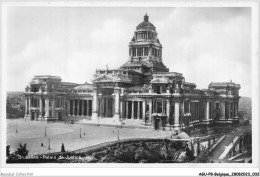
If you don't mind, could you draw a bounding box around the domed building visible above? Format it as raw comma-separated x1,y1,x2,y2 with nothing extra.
24,14,240,133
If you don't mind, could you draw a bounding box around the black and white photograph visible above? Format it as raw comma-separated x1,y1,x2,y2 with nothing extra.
0,1,259,177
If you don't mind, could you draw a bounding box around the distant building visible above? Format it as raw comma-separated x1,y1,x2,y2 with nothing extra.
23,14,240,132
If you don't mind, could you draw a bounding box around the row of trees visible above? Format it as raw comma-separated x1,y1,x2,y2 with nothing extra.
6,96,25,118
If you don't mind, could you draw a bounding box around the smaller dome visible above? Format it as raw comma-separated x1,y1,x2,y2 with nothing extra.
136,13,156,30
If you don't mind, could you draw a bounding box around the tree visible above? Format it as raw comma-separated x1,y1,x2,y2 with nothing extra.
191,147,211,163
61,143,65,152
14,143,29,158
6,145,10,158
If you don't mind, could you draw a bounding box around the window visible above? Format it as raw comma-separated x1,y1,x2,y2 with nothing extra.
133,48,136,56
216,102,220,109
144,47,148,56
184,100,189,114
156,85,161,94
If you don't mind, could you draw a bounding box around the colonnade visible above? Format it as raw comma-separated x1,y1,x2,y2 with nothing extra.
122,99,179,128
24,96,65,119
219,101,239,120
67,99,92,117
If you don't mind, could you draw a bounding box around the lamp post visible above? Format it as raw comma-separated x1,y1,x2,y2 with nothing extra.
80,128,81,138
45,127,46,136
48,138,50,150
117,129,120,141
120,118,123,129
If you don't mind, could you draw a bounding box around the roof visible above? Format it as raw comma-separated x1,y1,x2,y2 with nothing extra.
209,82,241,89
127,85,149,92
121,61,145,67
183,82,196,86
61,82,79,86
93,74,131,83
150,77,169,84
34,75,61,80
136,14,156,30
74,83,93,91
122,60,169,72
153,72,183,77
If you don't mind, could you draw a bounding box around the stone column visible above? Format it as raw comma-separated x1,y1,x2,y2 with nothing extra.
76,99,79,116
113,87,120,119
149,100,152,121
220,101,225,120
67,99,70,116
189,101,191,113
100,98,103,117
236,102,239,117
154,100,157,113
234,102,237,117
112,98,114,116
142,101,146,120
166,100,170,122
81,100,84,116
72,99,75,116
182,100,185,114
137,101,140,119
206,101,209,120
131,101,135,119
39,98,42,119
44,98,49,118
126,101,129,118
162,101,165,113
25,97,28,117
233,102,236,118
149,46,152,57
92,87,98,120
174,101,180,130
86,100,89,116
51,98,55,118
106,98,109,117
28,96,31,117
120,100,124,119
228,102,231,119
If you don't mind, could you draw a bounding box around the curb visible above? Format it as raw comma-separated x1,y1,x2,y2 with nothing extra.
209,134,226,153
76,122,157,130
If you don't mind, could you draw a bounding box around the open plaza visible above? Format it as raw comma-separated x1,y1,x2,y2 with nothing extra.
7,118,174,155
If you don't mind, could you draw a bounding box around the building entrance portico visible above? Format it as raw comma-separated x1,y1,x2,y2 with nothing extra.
99,96,113,118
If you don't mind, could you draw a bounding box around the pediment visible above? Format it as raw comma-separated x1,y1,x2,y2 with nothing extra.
93,75,115,83
150,78,168,83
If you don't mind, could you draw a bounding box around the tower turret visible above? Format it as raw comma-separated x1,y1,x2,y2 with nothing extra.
121,14,169,83
128,14,163,64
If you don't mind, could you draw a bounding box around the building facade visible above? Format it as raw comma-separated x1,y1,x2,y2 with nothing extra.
24,14,240,132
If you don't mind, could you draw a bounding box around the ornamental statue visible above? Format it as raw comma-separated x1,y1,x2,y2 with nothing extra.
25,85,30,92
174,83,180,93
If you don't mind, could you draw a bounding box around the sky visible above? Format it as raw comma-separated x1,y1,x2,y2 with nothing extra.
5,7,252,97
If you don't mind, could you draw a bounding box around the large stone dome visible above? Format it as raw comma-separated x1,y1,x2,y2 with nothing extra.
136,14,156,30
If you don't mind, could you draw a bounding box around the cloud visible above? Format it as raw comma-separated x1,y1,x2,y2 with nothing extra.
7,36,67,89
156,8,251,96
6,7,252,97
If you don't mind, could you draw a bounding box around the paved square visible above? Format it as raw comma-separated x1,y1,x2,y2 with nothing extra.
7,119,173,155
